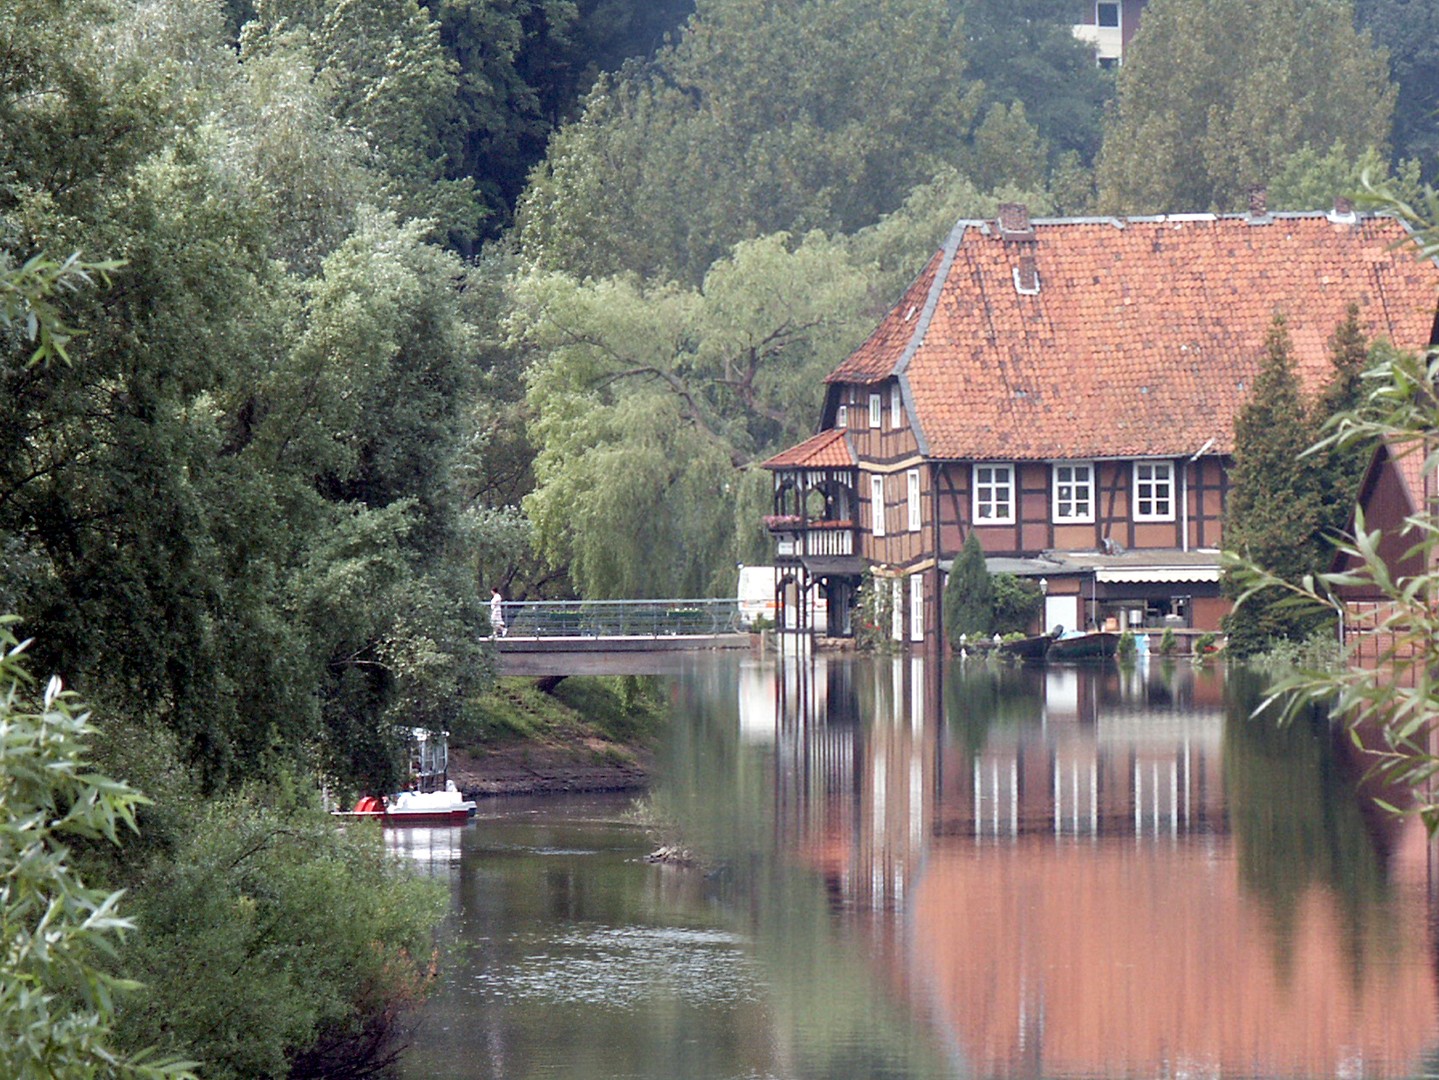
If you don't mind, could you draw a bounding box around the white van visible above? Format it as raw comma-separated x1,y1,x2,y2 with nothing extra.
737,566,827,630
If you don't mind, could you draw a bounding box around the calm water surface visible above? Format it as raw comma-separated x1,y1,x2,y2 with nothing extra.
399,655,1439,1079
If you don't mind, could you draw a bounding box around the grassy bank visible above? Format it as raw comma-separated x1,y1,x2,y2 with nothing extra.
449,675,668,795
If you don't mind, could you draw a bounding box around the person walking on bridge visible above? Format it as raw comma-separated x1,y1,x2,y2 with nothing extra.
490,586,507,637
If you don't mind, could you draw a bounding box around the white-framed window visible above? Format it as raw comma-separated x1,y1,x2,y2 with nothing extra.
1096,1,1119,27
1052,461,1094,523
910,573,924,642
869,392,882,429
890,383,902,429
836,404,848,428
907,469,922,532
892,578,904,642
1133,460,1175,521
871,474,886,537
973,463,1014,524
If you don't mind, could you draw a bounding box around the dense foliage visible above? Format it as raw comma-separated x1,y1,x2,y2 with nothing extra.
8,0,1439,1066
1221,319,1327,654
1222,311,1380,655
1097,0,1394,213
943,532,995,642
0,621,194,1080
1226,179,1439,830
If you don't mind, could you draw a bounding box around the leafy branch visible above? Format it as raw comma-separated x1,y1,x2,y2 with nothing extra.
1,252,122,367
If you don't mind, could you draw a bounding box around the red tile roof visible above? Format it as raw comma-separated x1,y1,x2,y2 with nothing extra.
828,213,1439,460
761,427,856,470
1389,437,1433,519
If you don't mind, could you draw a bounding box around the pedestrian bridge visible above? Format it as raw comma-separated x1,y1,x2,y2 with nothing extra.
493,599,752,675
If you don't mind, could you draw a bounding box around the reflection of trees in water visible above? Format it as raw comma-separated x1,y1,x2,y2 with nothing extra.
942,659,1044,761
650,659,953,1079
1223,668,1399,989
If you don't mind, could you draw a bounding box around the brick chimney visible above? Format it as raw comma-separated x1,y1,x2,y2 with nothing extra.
997,202,1036,241
1246,185,1268,218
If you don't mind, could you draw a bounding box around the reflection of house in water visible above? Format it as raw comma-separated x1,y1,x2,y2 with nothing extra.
756,656,1439,1078
946,663,1228,840
947,669,1439,1079
765,655,938,913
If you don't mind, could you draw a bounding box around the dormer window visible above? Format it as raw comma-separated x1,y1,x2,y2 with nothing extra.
836,404,848,428
890,383,902,428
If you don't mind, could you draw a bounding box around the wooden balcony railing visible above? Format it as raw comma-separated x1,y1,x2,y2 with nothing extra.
767,518,855,558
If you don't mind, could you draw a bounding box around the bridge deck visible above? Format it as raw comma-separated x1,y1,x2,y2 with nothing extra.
495,633,752,675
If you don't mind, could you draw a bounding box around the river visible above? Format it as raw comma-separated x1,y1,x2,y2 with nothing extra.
398,653,1439,1079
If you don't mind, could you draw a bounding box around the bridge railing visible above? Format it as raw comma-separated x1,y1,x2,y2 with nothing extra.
498,598,743,638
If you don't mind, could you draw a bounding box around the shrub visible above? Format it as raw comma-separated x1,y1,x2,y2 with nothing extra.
992,573,1043,635
1117,630,1137,660
0,617,195,1080
943,532,993,643
855,570,896,652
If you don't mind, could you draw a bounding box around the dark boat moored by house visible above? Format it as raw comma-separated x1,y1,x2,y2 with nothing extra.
998,632,1057,660
1046,631,1120,660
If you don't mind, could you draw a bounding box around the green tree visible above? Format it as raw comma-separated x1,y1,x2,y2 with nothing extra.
991,572,1043,635
1222,317,1326,654
1355,0,1439,176
964,101,1049,194
517,0,979,284
1313,303,1379,544
1097,0,1395,213
0,620,195,1080
1225,178,1439,825
956,0,1114,169
515,231,873,597
1,0,489,791
1268,143,1420,213
244,0,480,242
944,531,994,642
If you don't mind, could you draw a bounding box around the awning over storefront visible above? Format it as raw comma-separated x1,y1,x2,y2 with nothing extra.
1095,566,1220,584
939,550,1223,587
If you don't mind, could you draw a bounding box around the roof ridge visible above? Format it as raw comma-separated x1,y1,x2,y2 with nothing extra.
892,220,968,457
937,209,1398,230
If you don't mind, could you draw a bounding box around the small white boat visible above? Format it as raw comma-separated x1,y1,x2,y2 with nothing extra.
332,729,475,825
334,781,477,826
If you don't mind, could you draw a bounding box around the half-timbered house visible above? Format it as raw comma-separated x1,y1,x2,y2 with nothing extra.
762,201,1439,646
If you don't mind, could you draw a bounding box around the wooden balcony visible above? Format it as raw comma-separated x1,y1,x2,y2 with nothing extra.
765,517,855,559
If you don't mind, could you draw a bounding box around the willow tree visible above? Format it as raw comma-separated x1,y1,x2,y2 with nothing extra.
515,231,873,598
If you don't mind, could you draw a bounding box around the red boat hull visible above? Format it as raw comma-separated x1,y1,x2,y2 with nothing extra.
334,808,473,826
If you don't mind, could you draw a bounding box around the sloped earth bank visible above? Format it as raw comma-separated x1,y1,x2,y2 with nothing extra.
449,742,650,797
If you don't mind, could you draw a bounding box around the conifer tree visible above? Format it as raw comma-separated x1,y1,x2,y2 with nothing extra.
944,530,994,644
1222,316,1326,654
1314,303,1376,543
